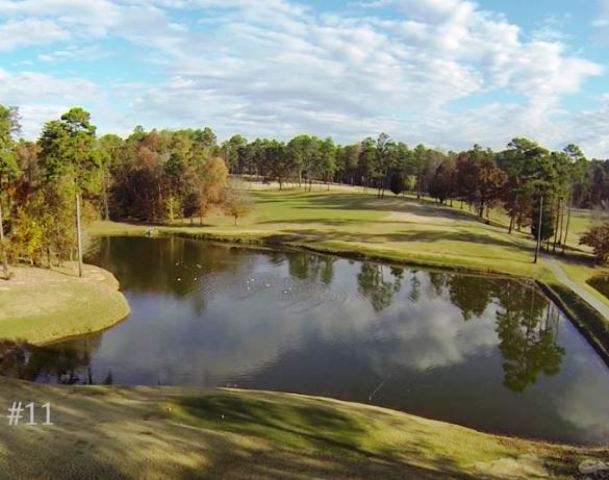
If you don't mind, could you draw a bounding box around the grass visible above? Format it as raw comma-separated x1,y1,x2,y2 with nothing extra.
0,264,129,345
93,189,551,278
91,186,609,296
541,281,609,358
1,186,608,478
90,185,609,362
0,377,603,479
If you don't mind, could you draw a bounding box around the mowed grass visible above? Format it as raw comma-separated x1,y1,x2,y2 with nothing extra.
0,377,601,479
92,184,609,315
0,264,129,345
94,187,555,279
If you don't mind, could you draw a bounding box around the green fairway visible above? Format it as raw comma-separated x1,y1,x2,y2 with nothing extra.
94,188,551,278
92,186,609,287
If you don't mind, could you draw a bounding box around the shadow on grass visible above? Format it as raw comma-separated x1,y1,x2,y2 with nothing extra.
271,227,527,252
270,191,481,220
0,380,585,479
174,394,370,456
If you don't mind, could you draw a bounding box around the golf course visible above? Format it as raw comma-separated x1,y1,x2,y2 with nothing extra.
5,0,609,476
92,185,609,357
1,185,609,479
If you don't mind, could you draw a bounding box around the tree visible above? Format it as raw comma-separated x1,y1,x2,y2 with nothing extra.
223,180,254,225
0,105,21,279
387,142,412,196
198,157,228,224
317,137,336,189
499,138,548,233
222,134,248,174
38,108,100,277
287,135,319,190
98,134,123,220
374,132,392,198
580,222,609,264
336,144,359,185
531,189,555,249
263,140,292,190
412,144,429,198
561,144,587,255
456,146,506,218
357,137,376,190
429,156,456,204
389,171,405,195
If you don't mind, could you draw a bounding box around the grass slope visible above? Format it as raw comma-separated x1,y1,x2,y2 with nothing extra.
0,377,602,479
91,186,609,308
0,264,129,345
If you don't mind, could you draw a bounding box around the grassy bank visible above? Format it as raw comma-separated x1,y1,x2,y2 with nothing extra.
92,189,550,278
0,377,603,479
89,187,609,368
0,264,129,345
90,187,609,310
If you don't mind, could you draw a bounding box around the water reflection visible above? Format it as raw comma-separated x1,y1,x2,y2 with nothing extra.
0,339,98,384
2,236,608,444
357,263,402,312
495,284,564,392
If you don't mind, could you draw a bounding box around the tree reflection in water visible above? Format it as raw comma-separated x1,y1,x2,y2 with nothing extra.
288,252,336,285
358,265,565,393
495,284,564,392
0,336,103,385
357,263,402,312
0,257,565,395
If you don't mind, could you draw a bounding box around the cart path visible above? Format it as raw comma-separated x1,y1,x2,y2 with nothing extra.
545,257,609,320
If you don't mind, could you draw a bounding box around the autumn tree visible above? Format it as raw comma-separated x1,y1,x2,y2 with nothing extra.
198,157,228,224
580,222,609,264
223,180,254,225
0,105,21,278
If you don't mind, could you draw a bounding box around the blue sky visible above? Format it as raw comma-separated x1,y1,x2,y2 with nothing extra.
1,0,609,157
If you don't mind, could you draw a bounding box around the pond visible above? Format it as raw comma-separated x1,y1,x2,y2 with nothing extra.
5,236,609,444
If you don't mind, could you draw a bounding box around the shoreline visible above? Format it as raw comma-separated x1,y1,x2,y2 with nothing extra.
0,263,130,346
0,225,607,476
91,220,609,366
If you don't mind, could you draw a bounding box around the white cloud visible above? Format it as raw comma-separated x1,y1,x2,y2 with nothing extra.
0,18,69,50
0,68,97,103
594,0,609,28
37,45,110,62
0,0,606,156
0,68,101,137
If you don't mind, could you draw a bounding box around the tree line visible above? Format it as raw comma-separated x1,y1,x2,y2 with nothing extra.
2,104,609,279
0,106,252,279
223,132,609,261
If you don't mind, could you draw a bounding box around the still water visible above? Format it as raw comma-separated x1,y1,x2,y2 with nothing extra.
6,236,609,444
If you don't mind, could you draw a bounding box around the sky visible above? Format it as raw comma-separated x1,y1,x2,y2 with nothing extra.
1,0,609,157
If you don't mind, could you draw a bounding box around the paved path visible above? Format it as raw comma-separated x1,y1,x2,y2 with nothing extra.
545,257,609,320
